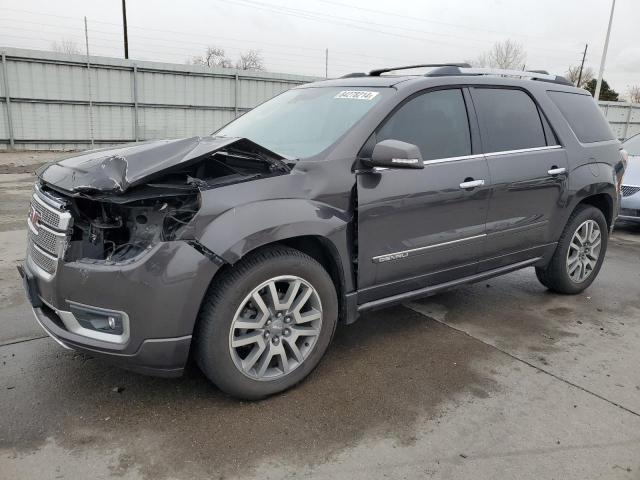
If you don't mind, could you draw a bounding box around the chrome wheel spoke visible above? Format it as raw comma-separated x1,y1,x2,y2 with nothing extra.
279,279,302,311
291,286,313,314
256,343,274,378
284,337,305,363
231,331,263,348
568,259,581,274
290,325,320,339
294,307,321,325
242,341,266,371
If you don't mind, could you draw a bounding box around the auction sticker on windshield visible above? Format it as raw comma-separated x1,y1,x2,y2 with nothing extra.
334,90,380,100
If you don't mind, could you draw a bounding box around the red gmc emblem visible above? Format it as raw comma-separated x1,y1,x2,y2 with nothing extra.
29,206,40,227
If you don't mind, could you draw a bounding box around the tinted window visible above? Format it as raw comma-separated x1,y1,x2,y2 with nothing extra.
548,91,615,143
473,88,546,152
217,87,388,158
377,89,471,160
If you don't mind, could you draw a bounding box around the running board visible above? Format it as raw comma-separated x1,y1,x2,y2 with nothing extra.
357,258,541,312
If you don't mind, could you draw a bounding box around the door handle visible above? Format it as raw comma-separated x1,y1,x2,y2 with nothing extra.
459,179,485,189
547,167,566,176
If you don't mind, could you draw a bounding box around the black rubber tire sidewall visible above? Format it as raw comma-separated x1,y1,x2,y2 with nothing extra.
195,247,338,400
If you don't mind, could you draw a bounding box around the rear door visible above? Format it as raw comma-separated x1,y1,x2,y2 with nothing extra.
470,87,569,270
356,88,490,302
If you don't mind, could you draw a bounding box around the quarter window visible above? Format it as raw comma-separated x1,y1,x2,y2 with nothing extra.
376,89,472,160
472,88,547,152
548,90,615,143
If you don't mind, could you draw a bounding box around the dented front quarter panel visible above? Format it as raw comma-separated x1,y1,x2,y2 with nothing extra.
192,158,357,292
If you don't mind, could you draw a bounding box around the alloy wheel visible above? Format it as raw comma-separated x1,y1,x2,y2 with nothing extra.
228,275,323,381
566,219,602,283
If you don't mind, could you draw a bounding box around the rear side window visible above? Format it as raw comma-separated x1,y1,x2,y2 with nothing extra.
548,91,615,143
376,89,471,160
472,88,547,152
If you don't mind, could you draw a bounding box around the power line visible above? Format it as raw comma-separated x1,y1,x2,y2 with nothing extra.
213,0,580,57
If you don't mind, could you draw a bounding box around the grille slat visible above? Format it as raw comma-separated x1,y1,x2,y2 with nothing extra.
621,185,640,198
28,225,66,256
28,241,58,274
27,189,71,275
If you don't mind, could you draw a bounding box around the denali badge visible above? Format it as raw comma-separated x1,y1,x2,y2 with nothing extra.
373,251,409,263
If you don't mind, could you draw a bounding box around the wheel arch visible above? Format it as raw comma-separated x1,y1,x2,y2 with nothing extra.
578,193,614,229
194,199,356,323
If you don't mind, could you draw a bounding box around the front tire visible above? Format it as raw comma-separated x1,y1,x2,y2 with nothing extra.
536,205,608,294
195,245,338,400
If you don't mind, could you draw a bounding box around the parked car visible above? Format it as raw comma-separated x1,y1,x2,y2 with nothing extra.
20,64,626,399
619,133,640,222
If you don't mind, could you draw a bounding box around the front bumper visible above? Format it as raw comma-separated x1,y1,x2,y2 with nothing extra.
20,241,219,377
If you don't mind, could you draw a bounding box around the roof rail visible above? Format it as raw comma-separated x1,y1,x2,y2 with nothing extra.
369,63,470,77
340,72,368,78
431,67,572,86
341,64,572,86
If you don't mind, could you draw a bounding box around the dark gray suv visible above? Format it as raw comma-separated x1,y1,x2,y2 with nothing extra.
20,64,627,399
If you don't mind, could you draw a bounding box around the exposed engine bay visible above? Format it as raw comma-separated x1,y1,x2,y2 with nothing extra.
37,138,291,263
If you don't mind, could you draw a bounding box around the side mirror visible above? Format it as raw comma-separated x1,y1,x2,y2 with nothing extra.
365,139,424,169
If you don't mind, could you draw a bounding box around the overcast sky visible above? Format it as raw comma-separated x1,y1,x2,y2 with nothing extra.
1,0,639,96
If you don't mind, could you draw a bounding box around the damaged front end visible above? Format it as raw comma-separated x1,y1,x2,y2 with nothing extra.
33,136,291,265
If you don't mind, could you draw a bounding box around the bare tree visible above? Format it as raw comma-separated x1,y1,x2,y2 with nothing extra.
566,65,595,88
470,39,527,70
190,46,233,68
51,38,81,55
237,50,264,71
628,85,640,104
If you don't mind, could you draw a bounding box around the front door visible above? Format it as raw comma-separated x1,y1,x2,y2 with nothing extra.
356,88,490,303
469,87,569,270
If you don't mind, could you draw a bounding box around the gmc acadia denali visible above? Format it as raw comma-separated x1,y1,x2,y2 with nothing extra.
20,64,627,399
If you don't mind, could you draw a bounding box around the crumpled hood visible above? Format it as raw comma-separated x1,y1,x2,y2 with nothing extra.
37,136,284,194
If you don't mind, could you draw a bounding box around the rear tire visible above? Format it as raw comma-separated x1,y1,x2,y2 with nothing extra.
535,205,608,294
195,245,338,400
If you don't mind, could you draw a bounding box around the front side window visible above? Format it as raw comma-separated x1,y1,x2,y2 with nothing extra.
216,87,388,159
376,89,472,161
472,88,547,152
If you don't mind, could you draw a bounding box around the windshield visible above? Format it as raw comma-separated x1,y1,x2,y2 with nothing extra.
623,134,640,155
216,87,388,158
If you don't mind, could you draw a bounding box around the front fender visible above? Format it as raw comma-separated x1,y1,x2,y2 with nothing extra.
196,198,351,266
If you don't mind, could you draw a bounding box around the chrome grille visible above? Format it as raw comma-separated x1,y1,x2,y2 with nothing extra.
27,186,72,275
621,185,640,198
30,189,72,231
28,223,67,256
28,241,57,274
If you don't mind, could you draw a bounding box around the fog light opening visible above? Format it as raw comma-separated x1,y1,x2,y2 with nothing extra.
69,304,125,336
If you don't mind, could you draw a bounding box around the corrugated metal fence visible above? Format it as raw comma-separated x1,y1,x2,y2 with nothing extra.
0,47,318,150
1,47,639,151
598,101,640,140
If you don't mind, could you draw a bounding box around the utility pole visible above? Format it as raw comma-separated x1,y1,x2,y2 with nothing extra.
577,44,588,87
594,0,616,101
84,16,95,148
122,0,129,59
325,48,328,78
